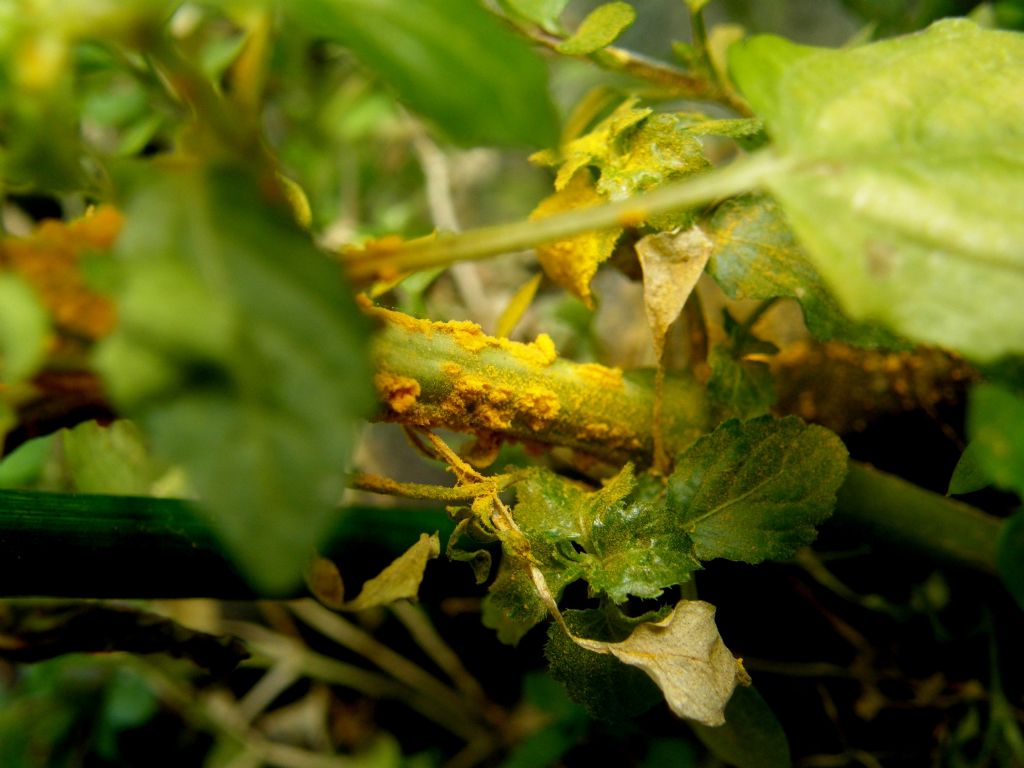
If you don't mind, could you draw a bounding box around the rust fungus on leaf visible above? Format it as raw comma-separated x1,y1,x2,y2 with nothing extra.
0,206,122,341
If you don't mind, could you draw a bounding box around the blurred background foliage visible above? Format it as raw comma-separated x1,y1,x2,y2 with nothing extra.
2,0,1024,766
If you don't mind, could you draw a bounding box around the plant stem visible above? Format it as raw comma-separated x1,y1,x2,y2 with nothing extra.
342,152,788,282
0,314,1005,594
833,462,1001,574
0,490,451,598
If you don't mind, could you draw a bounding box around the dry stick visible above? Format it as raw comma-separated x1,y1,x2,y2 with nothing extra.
289,601,490,743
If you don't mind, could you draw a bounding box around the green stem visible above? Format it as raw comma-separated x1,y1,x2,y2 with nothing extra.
343,152,788,281
0,490,451,598
833,462,1001,574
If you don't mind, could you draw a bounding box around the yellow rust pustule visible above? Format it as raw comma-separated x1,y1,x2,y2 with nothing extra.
374,372,421,414
367,302,709,465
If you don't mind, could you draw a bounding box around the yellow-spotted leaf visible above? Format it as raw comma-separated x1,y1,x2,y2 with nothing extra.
530,170,622,306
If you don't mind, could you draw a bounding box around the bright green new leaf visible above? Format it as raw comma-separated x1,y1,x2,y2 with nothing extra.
95,162,374,594
288,0,558,148
668,416,848,563
557,2,636,56
730,20,1024,361
705,194,904,348
967,383,1024,499
0,273,50,384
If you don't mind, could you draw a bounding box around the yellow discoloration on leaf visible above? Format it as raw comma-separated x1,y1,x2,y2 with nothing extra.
533,97,651,191
0,206,122,341
530,170,622,306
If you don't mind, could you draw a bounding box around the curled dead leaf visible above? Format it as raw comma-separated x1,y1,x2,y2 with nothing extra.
573,599,748,726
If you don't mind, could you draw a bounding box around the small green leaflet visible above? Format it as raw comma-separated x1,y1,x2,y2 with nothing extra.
667,416,848,563
95,162,374,594
556,2,636,56
729,20,1024,361
288,0,559,148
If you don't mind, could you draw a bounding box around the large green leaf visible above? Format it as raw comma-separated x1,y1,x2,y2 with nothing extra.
667,416,847,563
287,0,558,148
730,20,1024,361
94,162,373,593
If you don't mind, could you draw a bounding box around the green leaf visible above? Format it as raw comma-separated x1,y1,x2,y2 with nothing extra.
484,465,701,642
0,435,54,489
689,686,791,768
0,273,50,384
667,416,848,564
528,466,700,603
544,607,664,721
967,383,1024,498
557,2,636,56
730,20,1024,361
706,344,775,421
997,510,1024,612
705,194,904,347
288,0,558,148
500,0,570,31
341,532,440,611
947,442,991,496
94,162,374,594
61,420,164,496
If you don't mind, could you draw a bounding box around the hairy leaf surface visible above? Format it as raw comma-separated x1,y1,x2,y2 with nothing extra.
730,20,1024,360
668,416,847,563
